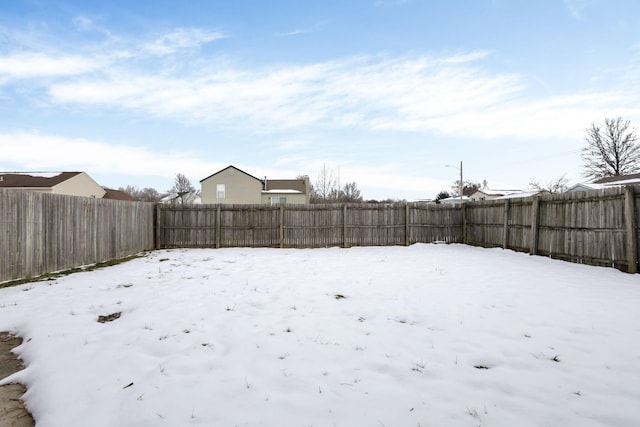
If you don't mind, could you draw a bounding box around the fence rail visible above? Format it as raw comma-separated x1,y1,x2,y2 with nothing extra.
156,203,462,249
463,186,638,272
0,189,155,283
156,186,640,273
2,185,639,284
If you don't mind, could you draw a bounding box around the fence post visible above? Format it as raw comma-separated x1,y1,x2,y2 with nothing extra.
343,205,348,248
624,186,637,273
530,197,540,255
280,205,284,248
215,205,221,249
502,199,510,249
461,203,467,244
405,203,410,246
155,204,161,250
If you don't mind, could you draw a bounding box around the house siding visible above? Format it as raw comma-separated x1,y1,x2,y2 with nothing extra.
53,172,106,198
201,167,263,204
261,192,307,205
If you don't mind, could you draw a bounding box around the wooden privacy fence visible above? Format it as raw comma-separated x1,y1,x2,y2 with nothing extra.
157,186,640,273
463,185,639,273
156,203,462,249
0,189,155,283
3,185,639,284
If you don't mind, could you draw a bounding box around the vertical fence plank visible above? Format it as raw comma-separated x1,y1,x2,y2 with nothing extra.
0,189,155,283
280,205,284,248
342,205,348,248
216,205,221,249
624,186,638,273
461,203,467,244
405,203,410,246
530,197,540,255
502,199,510,249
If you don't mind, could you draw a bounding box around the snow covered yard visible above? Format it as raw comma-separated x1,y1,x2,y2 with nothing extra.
1,244,640,427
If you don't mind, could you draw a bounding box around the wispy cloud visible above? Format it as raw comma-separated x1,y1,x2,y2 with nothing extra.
143,28,225,56
276,21,326,37
563,0,594,20
0,52,106,79
46,48,640,140
72,16,94,32
4,26,640,143
0,131,218,181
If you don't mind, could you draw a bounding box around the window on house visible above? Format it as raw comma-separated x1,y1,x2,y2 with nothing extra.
217,184,225,199
271,196,287,205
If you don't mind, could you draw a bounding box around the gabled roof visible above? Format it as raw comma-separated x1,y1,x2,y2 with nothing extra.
495,190,545,199
565,183,605,193
593,173,640,184
0,172,82,188
200,165,263,183
469,188,523,197
566,173,640,193
103,188,137,201
264,179,307,193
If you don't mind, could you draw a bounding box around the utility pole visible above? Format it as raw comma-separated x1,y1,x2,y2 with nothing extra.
446,161,464,201
459,161,463,202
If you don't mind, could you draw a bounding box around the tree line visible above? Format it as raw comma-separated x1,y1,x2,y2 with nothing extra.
119,169,367,204
120,117,639,204
435,116,639,201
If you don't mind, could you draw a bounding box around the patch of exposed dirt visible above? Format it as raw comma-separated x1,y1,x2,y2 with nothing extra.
97,312,121,323
0,332,35,427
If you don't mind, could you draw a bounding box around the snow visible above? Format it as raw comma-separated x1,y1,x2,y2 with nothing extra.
1,244,640,427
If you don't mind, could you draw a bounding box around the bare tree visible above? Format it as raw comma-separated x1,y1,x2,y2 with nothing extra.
450,180,482,197
338,181,363,202
119,185,162,202
169,173,200,204
310,166,363,203
581,117,640,179
138,187,162,202
311,164,338,203
529,174,569,194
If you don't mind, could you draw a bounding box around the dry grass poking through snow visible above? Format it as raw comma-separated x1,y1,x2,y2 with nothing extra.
1,244,640,427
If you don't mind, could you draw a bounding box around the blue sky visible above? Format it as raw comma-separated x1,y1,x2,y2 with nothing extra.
1,0,640,200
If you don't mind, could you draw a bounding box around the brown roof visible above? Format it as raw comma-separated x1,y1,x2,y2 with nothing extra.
199,165,263,183
265,179,307,193
103,188,137,201
0,172,82,188
593,173,640,184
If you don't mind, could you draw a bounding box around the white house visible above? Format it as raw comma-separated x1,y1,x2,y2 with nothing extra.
565,173,640,193
468,188,523,201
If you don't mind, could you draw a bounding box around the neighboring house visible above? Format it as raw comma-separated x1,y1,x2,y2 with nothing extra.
564,183,604,193
200,165,310,205
495,190,546,200
439,195,470,204
565,173,640,194
468,188,523,201
0,172,106,198
103,188,137,201
159,192,201,205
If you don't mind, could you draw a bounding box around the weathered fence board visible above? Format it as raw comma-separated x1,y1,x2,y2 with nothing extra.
1,189,155,283
155,188,640,272
4,185,640,283
157,203,462,249
463,186,639,272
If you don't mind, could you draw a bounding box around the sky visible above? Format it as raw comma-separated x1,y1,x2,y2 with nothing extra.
1,0,640,200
